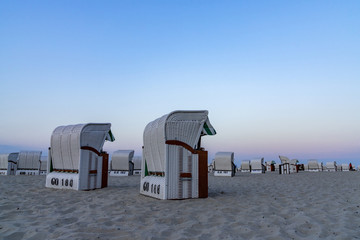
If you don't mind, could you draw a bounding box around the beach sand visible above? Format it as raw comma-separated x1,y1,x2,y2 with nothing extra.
1,172,360,240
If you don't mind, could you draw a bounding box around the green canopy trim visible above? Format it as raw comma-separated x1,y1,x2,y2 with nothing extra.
105,130,115,142
202,118,216,135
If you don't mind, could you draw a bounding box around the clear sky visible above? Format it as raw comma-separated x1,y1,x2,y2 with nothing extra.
1,0,359,167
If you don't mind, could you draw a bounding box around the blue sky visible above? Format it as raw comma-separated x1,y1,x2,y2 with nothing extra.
1,0,359,167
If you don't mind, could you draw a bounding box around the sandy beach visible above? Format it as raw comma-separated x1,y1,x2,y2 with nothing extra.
1,172,360,240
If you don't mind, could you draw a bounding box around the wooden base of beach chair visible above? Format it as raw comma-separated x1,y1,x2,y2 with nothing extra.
133,170,141,175
0,170,8,175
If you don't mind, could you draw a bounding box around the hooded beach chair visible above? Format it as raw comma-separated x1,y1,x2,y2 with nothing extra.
325,161,335,171
0,153,19,175
109,150,135,176
16,151,42,175
250,158,265,174
325,161,337,171
140,110,216,200
213,152,236,177
0,154,10,175
240,160,251,172
341,163,349,171
45,123,114,190
308,159,320,172
265,160,276,172
279,155,298,174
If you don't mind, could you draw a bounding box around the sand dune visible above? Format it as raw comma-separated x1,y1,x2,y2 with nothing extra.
1,172,359,240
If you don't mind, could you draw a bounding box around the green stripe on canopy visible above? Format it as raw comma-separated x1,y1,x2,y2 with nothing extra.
202,118,216,135
105,130,115,142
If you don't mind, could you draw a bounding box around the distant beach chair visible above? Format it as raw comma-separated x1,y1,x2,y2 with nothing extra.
279,155,298,173
16,151,42,175
240,160,251,172
290,159,299,173
132,156,142,175
109,150,135,176
341,163,349,171
265,160,275,172
140,110,216,200
39,156,48,175
308,159,320,172
0,153,19,175
303,163,309,171
45,123,114,190
250,158,265,174
213,152,236,177
325,161,337,172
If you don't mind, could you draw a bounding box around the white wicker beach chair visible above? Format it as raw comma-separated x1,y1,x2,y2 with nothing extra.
213,152,236,177
45,123,114,190
140,110,216,200
341,163,349,171
250,158,265,174
308,159,320,172
278,156,298,174
265,161,276,172
240,160,251,172
16,151,42,175
109,150,135,176
325,161,337,172
0,154,10,175
0,154,17,175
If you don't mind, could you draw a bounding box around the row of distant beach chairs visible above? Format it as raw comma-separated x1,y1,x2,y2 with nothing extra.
0,110,358,200
0,150,143,176
3,151,355,178
0,152,47,176
208,154,358,176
